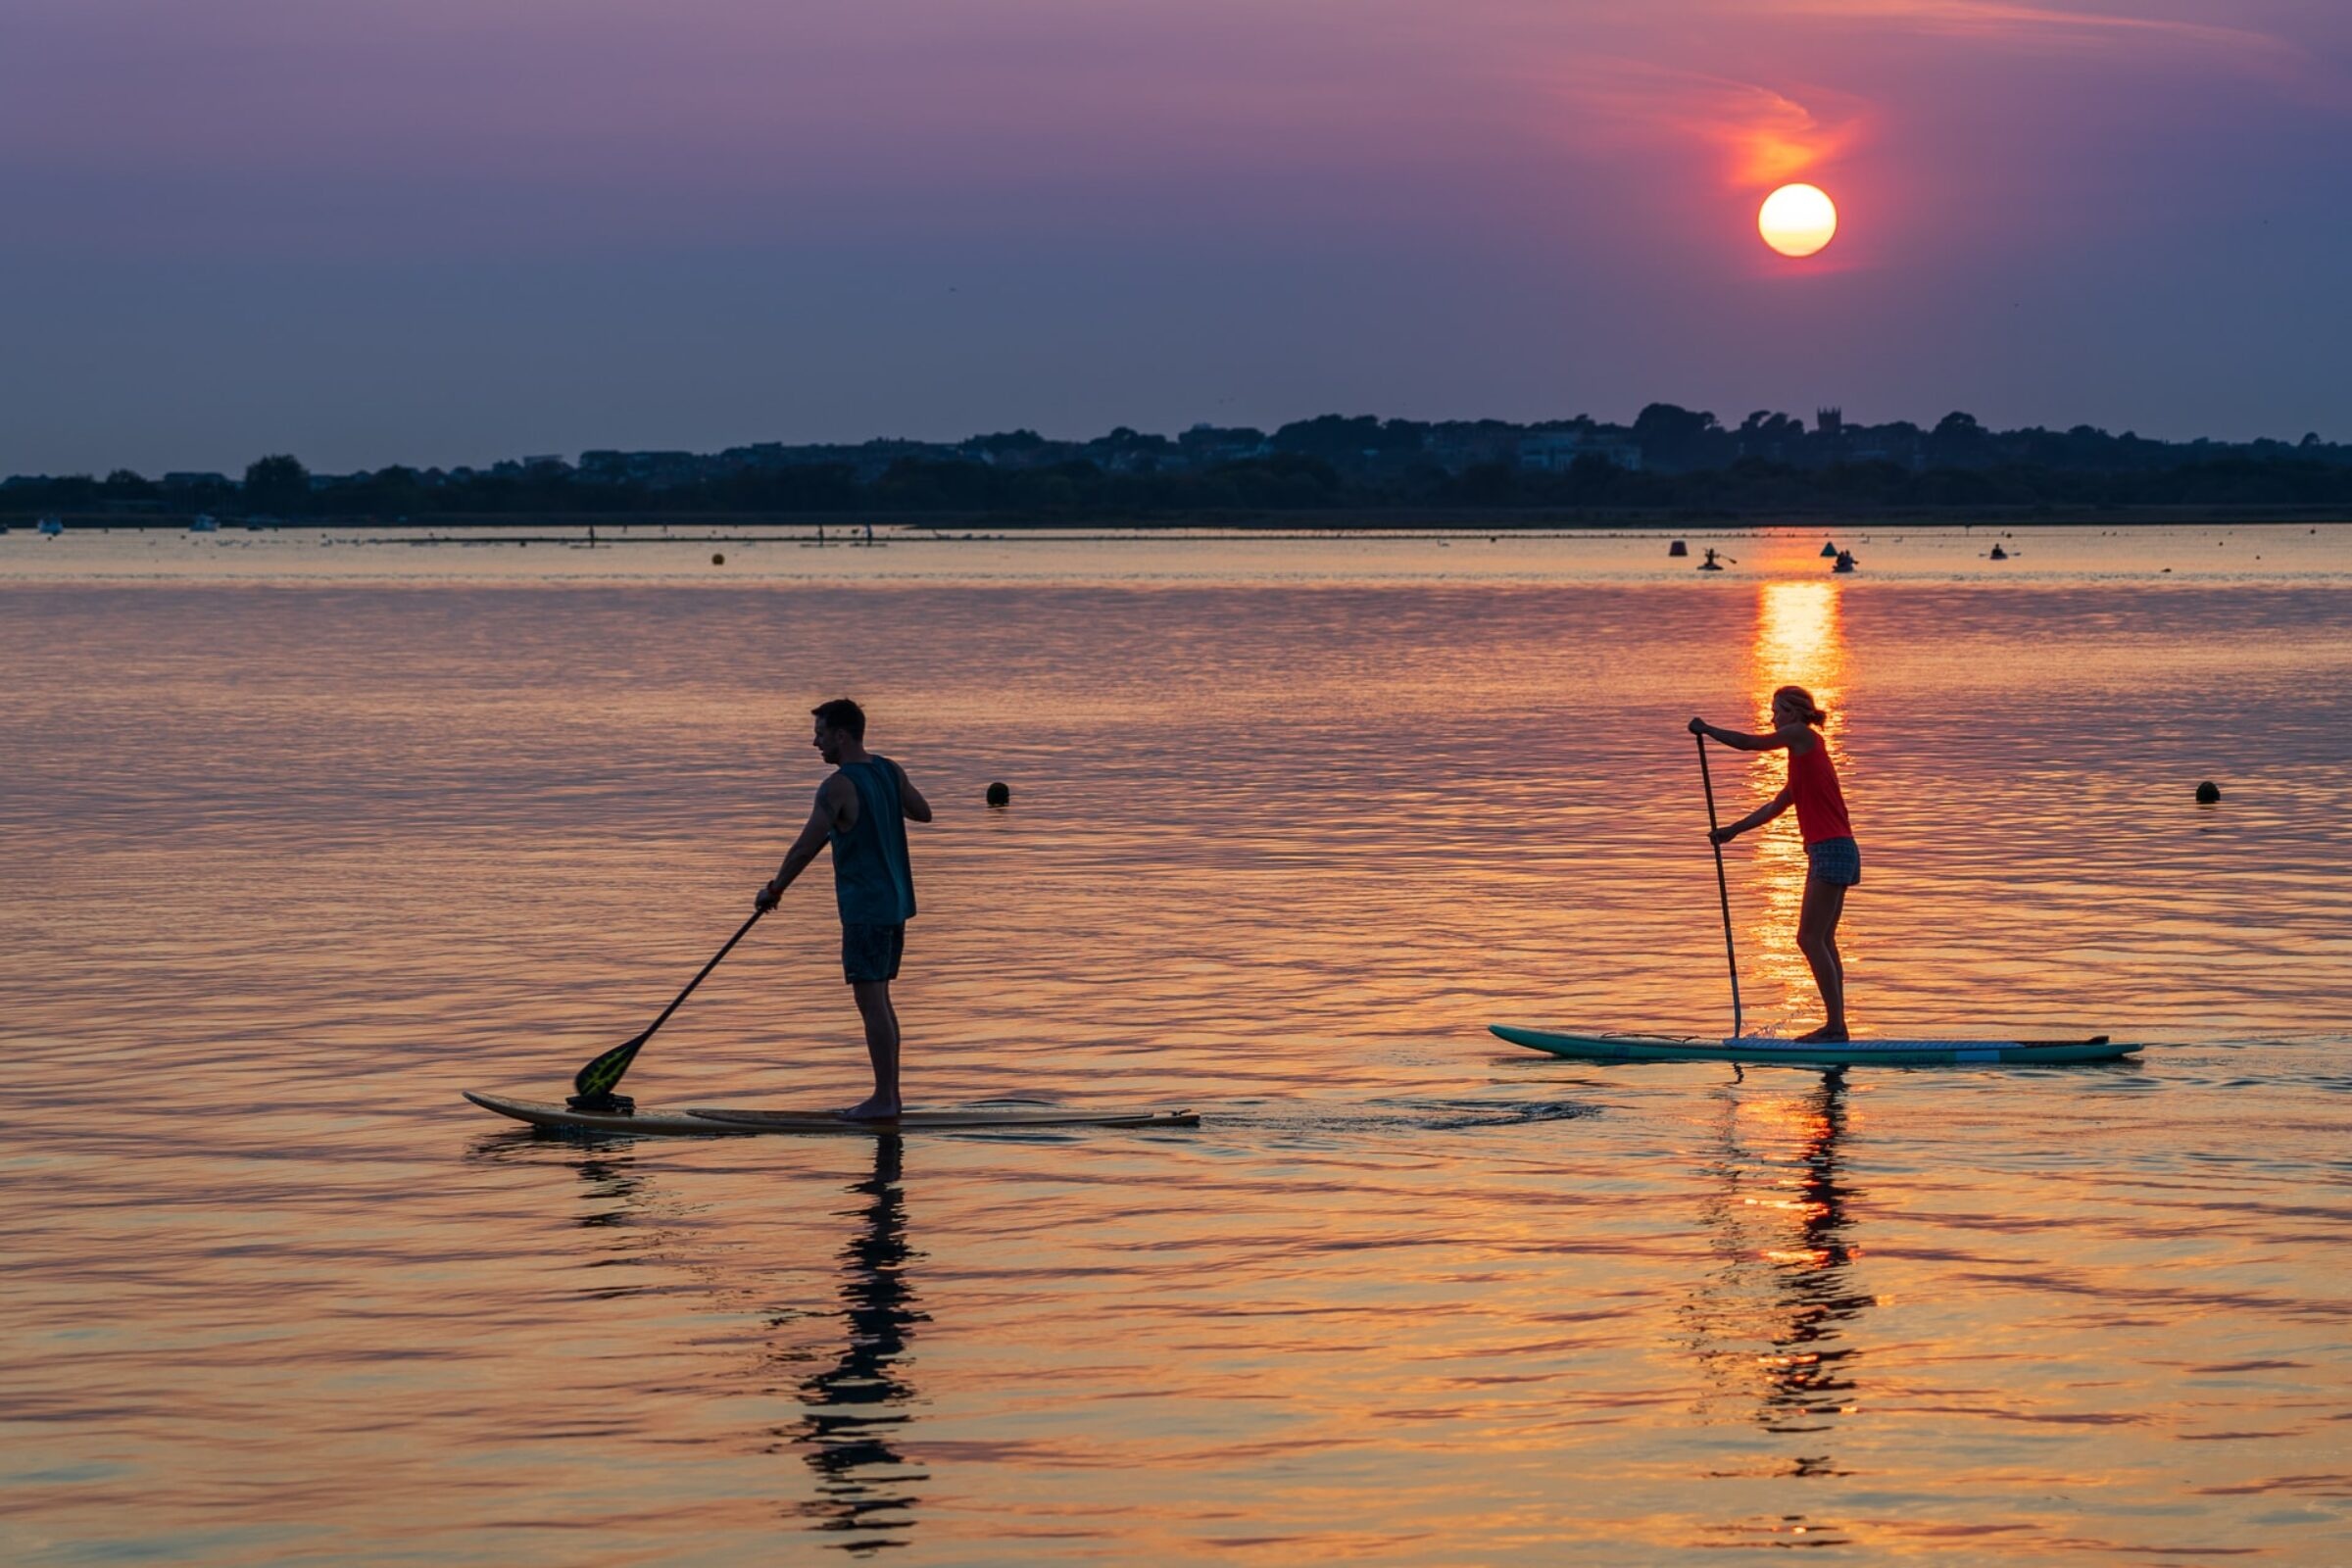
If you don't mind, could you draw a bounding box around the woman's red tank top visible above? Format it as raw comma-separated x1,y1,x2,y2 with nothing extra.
1788,734,1852,844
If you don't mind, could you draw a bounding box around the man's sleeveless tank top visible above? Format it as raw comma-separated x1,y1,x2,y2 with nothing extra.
829,758,916,924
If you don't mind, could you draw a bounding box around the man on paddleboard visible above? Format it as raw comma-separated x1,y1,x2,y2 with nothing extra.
1690,686,1858,1043
756,699,932,1118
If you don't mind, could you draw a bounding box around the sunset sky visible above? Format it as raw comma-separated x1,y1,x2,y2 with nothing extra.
3,0,2347,472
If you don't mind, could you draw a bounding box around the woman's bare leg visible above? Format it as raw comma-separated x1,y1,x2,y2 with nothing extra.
1795,876,1848,1041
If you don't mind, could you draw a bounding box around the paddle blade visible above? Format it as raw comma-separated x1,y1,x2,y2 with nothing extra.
572,1032,649,1101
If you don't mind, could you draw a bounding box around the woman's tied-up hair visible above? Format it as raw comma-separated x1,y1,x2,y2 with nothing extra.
1774,685,1828,727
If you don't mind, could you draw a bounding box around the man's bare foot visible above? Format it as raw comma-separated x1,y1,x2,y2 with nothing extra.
837,1094,904,1121
1794,1024,1849,1044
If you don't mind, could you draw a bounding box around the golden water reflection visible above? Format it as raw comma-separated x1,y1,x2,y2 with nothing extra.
13,559,2352,1562
1686,1070,1870,1500
557,1137,927,1556
775,1137,927,1555
1743,581,1848,1031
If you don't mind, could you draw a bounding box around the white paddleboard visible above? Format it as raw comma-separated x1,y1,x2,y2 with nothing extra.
466,1090,1199,1136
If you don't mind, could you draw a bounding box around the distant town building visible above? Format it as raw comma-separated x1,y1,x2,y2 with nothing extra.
579,450,704,487
1426,424,1521,470
1518,431,1642,472
1176,424,1273,467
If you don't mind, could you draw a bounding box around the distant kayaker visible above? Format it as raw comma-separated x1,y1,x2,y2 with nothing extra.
756,699,932,1117
1689,687,1857,1043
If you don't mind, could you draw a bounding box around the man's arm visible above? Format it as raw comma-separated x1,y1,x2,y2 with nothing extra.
1712,785,1794,843
891,760,933,823
757,776,852,909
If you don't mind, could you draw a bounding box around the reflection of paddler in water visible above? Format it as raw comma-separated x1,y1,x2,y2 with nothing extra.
1688,1069,1871,1466
546,1135,928,1554
756,699,934,1119
1689,685,1859,1042
781,1135,927,1554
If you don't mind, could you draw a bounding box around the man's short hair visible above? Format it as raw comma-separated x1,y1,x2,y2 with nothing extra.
811,698,866,740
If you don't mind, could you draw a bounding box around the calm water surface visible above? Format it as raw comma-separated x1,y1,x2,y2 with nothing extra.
5,526,2350,1564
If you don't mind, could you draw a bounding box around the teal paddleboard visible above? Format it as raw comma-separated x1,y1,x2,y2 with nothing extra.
1489,1025,2139,1067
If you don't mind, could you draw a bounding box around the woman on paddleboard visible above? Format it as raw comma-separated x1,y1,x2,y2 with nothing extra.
1690,686,1857,1043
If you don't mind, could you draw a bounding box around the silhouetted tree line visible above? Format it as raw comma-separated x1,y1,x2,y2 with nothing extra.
8,405,2350,520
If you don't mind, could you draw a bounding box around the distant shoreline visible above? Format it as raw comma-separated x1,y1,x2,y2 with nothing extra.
16,504,2352,533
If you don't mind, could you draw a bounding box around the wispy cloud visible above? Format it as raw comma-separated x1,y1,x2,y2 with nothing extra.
1763,0,2303,62
1538,56,1871,188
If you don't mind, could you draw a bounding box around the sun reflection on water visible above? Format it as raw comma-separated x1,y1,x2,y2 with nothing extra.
1742,581,1849,1031
1687,1070,1870,1497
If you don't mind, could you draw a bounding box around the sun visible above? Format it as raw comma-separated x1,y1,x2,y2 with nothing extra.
1759,183,1838,258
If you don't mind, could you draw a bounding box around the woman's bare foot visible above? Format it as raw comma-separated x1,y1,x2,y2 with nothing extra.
1793,1024,1849,1044
838,1094,904,1121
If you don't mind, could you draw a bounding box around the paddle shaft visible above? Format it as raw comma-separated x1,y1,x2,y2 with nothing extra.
572,906,765,1101
1694,733,1743,1038
647,906,765,1037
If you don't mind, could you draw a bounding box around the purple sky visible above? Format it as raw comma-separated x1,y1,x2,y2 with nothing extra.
4,0,2347,472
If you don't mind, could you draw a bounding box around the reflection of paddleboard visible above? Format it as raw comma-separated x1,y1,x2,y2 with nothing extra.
1489,1025,2137,1067
465,1090,1199,1136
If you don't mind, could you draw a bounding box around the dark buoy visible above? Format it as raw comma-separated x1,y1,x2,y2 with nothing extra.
1669,539,1689,558
1820,540,1838,558
2195,780,2221,805
985,781,1010,808
711,552,725,565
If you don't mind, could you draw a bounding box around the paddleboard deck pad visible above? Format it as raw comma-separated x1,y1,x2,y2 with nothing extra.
1489,1025,2138,1067
465,1090,1199,1136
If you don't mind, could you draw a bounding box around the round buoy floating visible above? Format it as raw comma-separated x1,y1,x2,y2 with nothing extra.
1669,539,1689,558
712,553,725,565
985,781,1010,808
2195,780,2221,805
